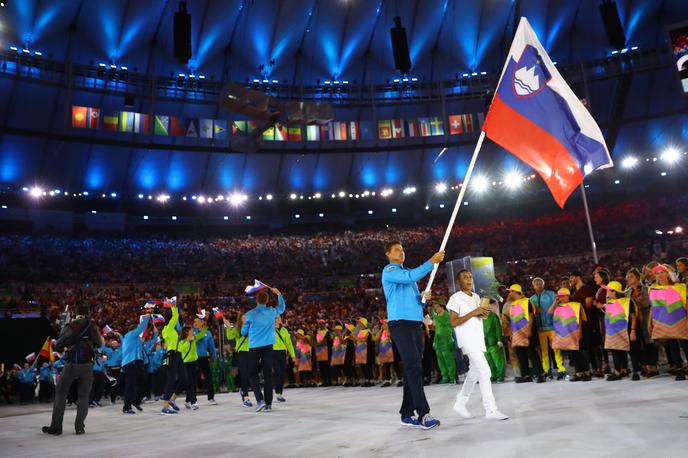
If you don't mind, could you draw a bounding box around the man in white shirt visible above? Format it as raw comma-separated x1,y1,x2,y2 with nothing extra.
446,269,508,421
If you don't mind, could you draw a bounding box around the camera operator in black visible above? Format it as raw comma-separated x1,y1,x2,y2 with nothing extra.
42,303,103,436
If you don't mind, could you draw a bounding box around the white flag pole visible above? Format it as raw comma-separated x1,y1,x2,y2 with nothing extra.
422,131,486,302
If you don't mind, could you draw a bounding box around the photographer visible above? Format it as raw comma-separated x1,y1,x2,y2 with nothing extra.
42,302,103,436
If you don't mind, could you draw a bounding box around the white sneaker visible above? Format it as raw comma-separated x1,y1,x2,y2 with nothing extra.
453,402,474,419
208,399,218,406
184,402,191,409
191,403,199,410
486,410,509,421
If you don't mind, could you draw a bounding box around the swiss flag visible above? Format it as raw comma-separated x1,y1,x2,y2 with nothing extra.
448,115,463,135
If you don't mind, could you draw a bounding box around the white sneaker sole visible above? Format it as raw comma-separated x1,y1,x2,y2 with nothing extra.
453,405,474,419
420,422,440,430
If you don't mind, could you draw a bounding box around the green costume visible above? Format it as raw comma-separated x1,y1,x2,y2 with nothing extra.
210,354,235,393
482,311,506,382
432,309,456,383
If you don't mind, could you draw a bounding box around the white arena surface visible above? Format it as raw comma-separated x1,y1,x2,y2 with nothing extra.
1,376,686,458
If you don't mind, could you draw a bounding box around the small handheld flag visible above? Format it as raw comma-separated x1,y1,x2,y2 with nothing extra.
38,337,54,363
482,17,612,208
152,314,165,325
163,296,177,308
25,352,36,362
102,324,113,335
212,307,224,319
13,364,22,370
196,309,207,320
245,280,268,295
143,301,157,310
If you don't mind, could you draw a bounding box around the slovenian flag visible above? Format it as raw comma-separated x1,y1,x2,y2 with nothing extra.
482,17,612,208
25,352,36,362
163,296,177,308
245,280,268,295
102,324,113,335
152,314,165,325
212,307,224,319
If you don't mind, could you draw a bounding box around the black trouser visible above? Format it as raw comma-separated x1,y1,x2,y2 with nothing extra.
123,360,143,411
318,360,332,385
163,351,186,401
184,362,198,404
388,320,430,419
236,352,250,398
570,350,589,373
642,342,658,366
248,345,274,405
19,382,34,403
39,380,53,402
610,350,628,371
108,367,121,402
197,357,214,401
152,368,166,397
515,345,543,378
273,350,287,394
50,363,92,431
90,372,106,403
664,340,685,372
286,356,295,384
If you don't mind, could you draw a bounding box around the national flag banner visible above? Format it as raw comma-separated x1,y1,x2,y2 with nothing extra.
25,352,36,362
247,121,257,132
482,17,612,208
154,115,170,136
152,314,165,325
212,307,224,319
13,364,21,370
274,123,288,141
320,123,330,141
463,114,473,134
87,107,101,128
71,106,88,128
392,119,405,138
133,113,150,134
231,120,246,135
262,126,275,141
306,124,320,141
245,279,268,295
349,121,360,140
288,125,303,141
331,121,347,141
429,116,444,135
38,337,54,363
378,120,392,139
119,111,135,132
163,296,177,308
185,118,199,137
213,119,227,139
196,309,207,319
406,118,419,137
199,118,214,139
103,113,119,131
170,117,185,136
102,324,113,335
448,115,463,135
418,118,431,137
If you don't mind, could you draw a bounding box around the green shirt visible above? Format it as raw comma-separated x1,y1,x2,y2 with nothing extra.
273,326,295,358
482,312,503,347
162,307,180,351
226,326,249,352
432,310,453,338
178,327,208,363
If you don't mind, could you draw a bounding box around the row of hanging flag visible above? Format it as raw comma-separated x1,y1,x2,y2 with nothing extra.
71,106,485,141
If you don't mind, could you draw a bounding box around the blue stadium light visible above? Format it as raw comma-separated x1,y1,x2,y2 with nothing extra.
110,192,117,198
324,81,331,85
34,51,42,56
480,71,486,75
91,210,97,214
22,49,30,54
471,72,478,76
439,204,445,208
334,80,340,85
49,191,55,196
82,191,89,196
425,205,430,210
621,48,628,54
393,79,400,83
172,216,177,220
631,46,638,51
368,210,373,215
610,50,619,55
179,73,186,77
262,79,269,83
9,46,18,51
137,193,144,199
252,79,260,83
110,64,116,69
189,74,196,78
295,214,300,219
101,193,106,198
1,205,7,209
552,61,558,66
462,73,469,78
621,156,638,169
199,75,205,79
99,63,106,67
266,194,273,200
191,195,197,200
464,202,469,206
392,208,397,213
402,78,409,82
272,79,278,84
343,80,349,84
143,215,148,220
224,216,229,220
245,215,251,220
319,213,324,218
120,66,127,71
22,186,29,192
148,195,152,200
182,196,187,201
435,182,448,194
614,180,621,184
411,77,418,82
54,189,61,194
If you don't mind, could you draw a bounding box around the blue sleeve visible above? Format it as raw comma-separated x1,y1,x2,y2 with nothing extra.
241,312,251,336
175,320,182,333
208,334,217,358
134,316,151,336
144,334,157,353
382,261,433,285
276,295,286,315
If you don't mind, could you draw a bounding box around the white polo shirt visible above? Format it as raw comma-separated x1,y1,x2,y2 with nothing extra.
446,290,486,355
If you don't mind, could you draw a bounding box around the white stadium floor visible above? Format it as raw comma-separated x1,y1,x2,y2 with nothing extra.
0,376,686,458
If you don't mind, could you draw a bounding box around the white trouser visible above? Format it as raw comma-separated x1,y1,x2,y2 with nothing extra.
456,351,497,413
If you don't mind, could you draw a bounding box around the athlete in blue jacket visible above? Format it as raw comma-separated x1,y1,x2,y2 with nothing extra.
121,316,151,414
195,326,218,405
381,241,444,430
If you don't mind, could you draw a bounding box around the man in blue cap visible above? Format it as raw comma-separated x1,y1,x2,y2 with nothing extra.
382,241,444,430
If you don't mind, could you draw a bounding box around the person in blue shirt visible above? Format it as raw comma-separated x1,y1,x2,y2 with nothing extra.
120,315,151,414
141,330,159,402
381,241,444,430
149,344,165,401
100,338,122,404
38,362,54,402
241,286,285,412
89,354,106,407
17,361,37,404
530,277,566,379
195,320,218,405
